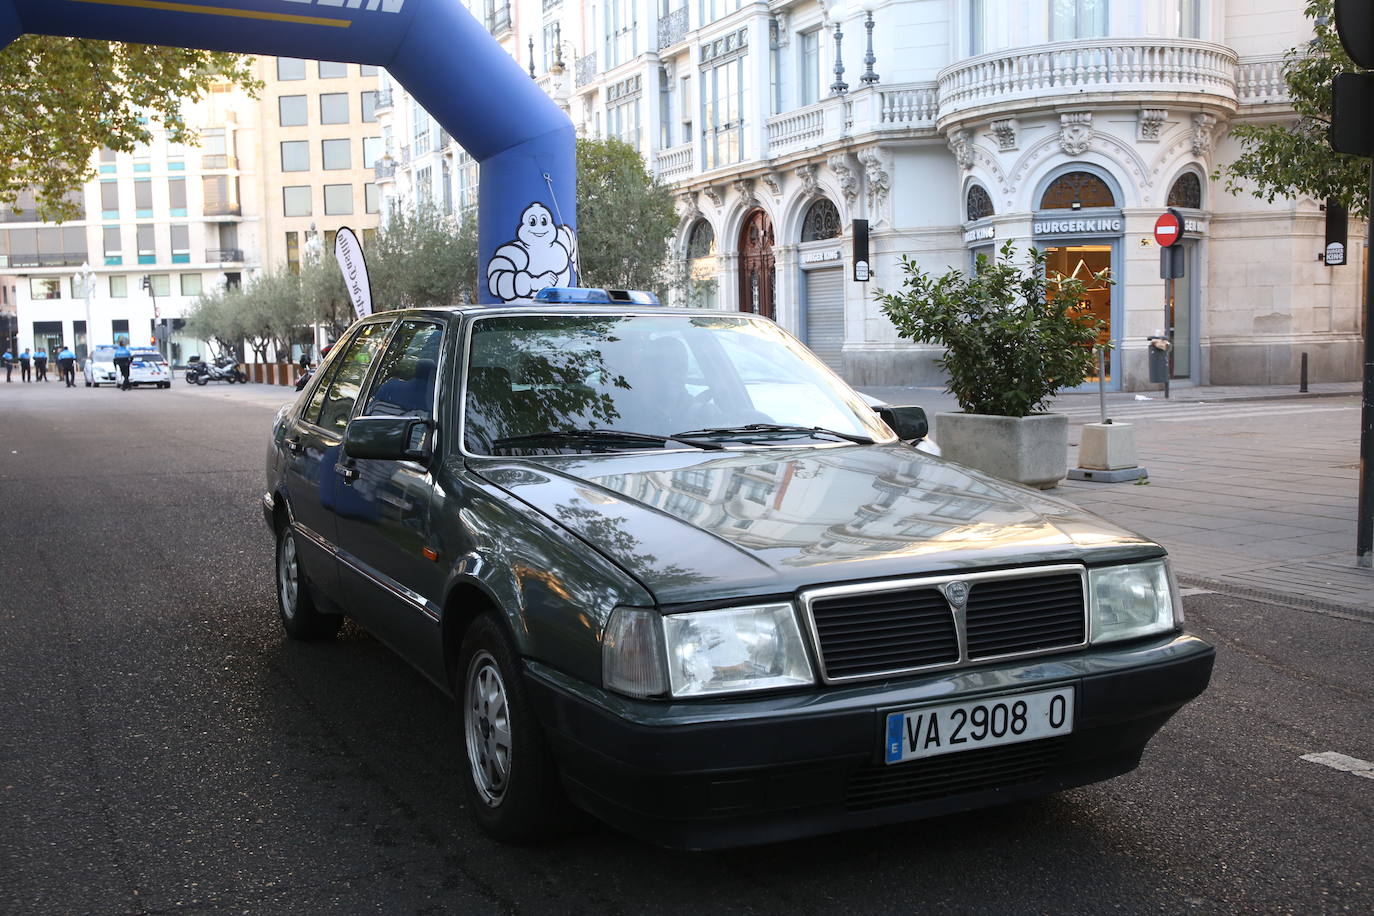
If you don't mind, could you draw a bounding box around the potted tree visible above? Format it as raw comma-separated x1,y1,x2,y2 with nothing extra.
875,241,1108,489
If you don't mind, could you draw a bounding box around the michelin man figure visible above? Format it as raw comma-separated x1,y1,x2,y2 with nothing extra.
487,202,577,301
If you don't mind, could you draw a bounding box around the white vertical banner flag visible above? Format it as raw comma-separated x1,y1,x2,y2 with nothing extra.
334,227,374,320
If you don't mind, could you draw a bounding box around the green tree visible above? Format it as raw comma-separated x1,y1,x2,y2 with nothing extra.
575,137,679,295
182,282,245,358
1215,0,1369,219
876,242,1108,418
0,37,259,222
369,204,478,308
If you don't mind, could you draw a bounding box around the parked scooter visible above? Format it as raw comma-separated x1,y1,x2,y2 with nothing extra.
193,354,248,385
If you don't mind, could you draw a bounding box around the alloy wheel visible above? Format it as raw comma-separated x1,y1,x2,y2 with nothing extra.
464,651,512,806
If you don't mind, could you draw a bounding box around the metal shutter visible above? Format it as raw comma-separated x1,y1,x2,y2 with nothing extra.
804,268,844,371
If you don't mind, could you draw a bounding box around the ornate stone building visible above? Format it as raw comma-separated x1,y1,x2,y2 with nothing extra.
375,0,1363,391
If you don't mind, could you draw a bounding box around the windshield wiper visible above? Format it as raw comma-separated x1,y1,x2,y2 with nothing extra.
491,428,723,451
671,423,874,445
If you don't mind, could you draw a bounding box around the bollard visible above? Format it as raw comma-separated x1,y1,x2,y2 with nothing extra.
1300,351,1309,393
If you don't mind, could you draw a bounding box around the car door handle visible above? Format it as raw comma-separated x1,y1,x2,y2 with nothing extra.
285,436,304,454
335,462,359,482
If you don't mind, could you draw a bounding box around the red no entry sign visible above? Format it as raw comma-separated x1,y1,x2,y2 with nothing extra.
1154,209,1184,247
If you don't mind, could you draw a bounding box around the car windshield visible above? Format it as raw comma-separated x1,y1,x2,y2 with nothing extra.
463,313,890,455
92,347,116,361
132,352,165,363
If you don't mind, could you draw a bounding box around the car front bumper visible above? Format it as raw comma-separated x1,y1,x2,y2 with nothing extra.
524,633,1214,850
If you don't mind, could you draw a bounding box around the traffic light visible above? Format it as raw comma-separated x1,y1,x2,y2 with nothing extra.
1336,0,1374,69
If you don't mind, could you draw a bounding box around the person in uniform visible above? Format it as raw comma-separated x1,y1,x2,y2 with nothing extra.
113,342,133,390
57,345,76,387
19,347,31,382
33,347,48,382
2,347,12,382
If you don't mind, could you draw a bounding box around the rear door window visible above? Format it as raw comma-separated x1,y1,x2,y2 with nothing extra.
311,322,391,431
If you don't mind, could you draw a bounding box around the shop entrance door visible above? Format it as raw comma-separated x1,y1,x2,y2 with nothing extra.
738,209,775,319
1169,241,1195,379
1044,244,1113,384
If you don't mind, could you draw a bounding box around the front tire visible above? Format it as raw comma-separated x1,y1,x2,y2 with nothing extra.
196,374,208,386
275,524,341,640
458,615,567,843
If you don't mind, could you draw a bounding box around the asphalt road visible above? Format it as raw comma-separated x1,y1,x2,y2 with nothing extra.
1,380,1371,915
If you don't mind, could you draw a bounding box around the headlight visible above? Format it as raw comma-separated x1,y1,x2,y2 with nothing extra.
663,603,814,697
1088,560,1181,644
603,603,816,698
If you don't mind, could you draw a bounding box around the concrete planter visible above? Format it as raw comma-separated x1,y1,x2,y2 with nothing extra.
935,412,1069,489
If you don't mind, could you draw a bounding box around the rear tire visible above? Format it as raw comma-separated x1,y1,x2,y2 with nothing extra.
275,523,341,640
458,615,568,843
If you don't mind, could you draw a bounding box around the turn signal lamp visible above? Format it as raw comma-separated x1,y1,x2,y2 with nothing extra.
533,287,660,305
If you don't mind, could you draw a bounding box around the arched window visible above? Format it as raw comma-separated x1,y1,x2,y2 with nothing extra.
1039,171,1115,210
1167,172,1202,209
966,184,994,221
800,198,841,242
686,219,716,259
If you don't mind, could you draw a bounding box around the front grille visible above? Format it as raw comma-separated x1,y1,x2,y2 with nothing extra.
965,573,1086,659
809,588,958,679
845,738,1066,811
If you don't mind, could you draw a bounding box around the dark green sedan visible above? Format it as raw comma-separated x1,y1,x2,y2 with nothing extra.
263,290,1213,850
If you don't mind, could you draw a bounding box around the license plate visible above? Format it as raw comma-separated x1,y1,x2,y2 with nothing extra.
884,687,1074,764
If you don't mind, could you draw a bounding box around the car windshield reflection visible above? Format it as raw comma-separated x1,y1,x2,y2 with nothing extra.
462,314,889,456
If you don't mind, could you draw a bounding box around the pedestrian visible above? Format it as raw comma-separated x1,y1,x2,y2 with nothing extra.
57,344,76,388
19,347,31,382
113,342,132,390
2,347,12,382
33,346,48,382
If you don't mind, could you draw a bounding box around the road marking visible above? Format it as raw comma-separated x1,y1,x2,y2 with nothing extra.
1300,751,1374,779
1177,587,1213,597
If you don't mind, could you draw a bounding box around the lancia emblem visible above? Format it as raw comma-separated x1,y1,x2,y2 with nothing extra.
944,581,970,608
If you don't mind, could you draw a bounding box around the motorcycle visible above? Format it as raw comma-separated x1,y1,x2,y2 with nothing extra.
193,354,248,385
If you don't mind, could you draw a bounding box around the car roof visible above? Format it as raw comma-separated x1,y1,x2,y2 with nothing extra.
375,302,746,321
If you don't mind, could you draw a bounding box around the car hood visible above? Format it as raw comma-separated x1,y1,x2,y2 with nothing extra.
470,444,1161,605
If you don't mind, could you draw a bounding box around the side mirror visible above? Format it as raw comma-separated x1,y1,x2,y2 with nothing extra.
875,405,929,442
344,416,434,462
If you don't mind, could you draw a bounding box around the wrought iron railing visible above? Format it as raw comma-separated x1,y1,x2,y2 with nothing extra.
575,52,597,88
658,7,689,49
205,248,244,263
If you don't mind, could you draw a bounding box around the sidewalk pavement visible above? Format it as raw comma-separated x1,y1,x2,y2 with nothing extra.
858,381,1373,617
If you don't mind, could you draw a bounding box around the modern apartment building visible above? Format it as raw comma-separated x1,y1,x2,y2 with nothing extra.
1,79,260,363
254,56,383,275
376,0,1364,392
1,56,383,364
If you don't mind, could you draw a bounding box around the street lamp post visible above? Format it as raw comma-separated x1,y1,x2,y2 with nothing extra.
829,4,849,96
860,0,879,86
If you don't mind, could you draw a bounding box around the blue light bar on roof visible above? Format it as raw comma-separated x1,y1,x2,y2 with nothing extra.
533,286,661,305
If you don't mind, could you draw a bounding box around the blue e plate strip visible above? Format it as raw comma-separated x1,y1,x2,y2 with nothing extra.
885,712,903,764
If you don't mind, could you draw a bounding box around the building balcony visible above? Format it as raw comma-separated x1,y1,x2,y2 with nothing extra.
764,83,938,158
200,154,238,170
375,158,396,181
205,248,244,263
3,251,87,268
398,144,411,165
575,52,597,89
487,5,511,37
1235,53,1289,109
202,202,242,217
657,7,689,51
655,142,694,182
936,38,1238,128
375,87,393,111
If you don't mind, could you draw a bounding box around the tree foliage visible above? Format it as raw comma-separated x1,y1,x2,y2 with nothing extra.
368,204,478,309
0,37,259,222
575,137,679,295
876,242,1108,418
1214,0,1369,219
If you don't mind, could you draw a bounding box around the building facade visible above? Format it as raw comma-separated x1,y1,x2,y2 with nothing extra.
376,0,1364,392
2,56,383,364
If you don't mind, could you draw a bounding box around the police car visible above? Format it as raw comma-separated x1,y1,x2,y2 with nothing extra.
84,345,171,388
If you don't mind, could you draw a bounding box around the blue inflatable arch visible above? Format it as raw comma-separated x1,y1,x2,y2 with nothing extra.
0,0,576,303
